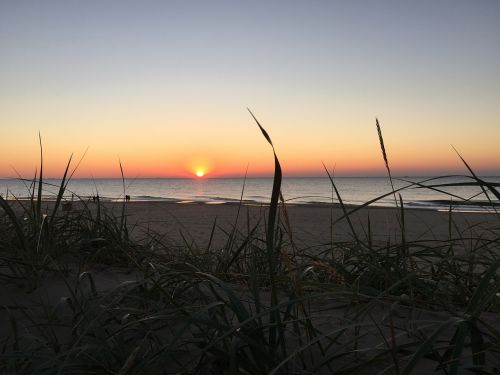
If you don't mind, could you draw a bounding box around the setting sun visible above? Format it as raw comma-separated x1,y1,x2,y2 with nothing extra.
195,169,205,177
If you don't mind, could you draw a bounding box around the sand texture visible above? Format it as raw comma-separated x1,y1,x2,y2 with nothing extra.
94,201,499,248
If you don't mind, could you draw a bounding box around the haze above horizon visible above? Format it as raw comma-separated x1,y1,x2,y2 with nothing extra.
1,1,499,179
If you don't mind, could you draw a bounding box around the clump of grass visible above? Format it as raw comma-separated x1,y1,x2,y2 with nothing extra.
0,139,154,289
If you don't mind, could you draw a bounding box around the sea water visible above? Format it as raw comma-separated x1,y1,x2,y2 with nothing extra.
1,176,499,212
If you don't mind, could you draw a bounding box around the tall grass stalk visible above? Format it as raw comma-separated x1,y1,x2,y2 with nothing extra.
248,108,286,357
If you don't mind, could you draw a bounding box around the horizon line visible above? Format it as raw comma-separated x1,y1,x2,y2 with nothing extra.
2,174,500,180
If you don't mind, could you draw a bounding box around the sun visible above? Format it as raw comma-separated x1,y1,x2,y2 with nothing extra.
195,169,205,177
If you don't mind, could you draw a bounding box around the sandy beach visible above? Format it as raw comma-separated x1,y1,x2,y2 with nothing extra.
76,200,499,248
2,199,499,373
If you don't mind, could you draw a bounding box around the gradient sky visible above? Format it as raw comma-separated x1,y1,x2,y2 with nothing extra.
1,0,499,178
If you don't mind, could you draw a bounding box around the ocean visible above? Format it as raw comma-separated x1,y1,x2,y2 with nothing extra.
1,176,500,212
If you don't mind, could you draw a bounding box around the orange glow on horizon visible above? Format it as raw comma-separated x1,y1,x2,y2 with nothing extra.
1,129,500,178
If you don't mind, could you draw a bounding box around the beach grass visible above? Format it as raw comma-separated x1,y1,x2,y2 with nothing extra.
0,118,499,374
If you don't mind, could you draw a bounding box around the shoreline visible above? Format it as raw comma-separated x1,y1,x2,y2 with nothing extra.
5,196,500,211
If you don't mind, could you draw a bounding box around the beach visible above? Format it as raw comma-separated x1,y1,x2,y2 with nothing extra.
2,198,500,373
72,200,498,248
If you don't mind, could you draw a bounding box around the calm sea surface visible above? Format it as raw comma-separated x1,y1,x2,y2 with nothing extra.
1,177,499,211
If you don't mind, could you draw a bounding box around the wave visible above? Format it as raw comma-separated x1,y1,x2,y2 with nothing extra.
404,200,499,213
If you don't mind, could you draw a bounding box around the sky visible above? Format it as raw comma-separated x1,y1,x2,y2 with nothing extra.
1,0,499,178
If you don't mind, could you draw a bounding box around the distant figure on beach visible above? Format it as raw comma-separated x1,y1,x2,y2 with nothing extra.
92,195,96,202
96,194,100,202
125,195,130,202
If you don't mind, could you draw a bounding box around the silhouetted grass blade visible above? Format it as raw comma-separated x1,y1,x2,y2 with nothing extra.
248,108,274,147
